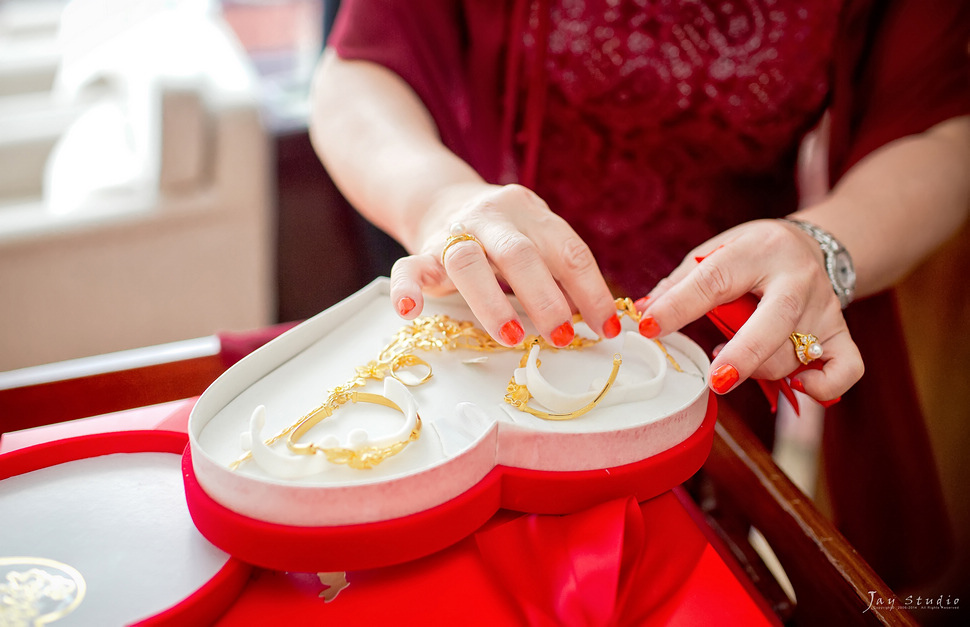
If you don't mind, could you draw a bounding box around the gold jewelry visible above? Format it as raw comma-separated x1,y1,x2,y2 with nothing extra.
502,297,681,420
790,332,823,365
608,297,685,374
230,315,510,471
440,223,486,265
286,390,421,470
232,298,683,471
505,340,622,420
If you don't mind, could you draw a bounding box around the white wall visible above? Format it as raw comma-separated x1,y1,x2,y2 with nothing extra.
0,0,274,370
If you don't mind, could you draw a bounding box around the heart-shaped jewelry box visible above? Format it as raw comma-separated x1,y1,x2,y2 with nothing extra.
184,278,715,572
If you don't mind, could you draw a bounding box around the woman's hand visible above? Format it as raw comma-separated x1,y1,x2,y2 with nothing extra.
638,218,864,403
310,54,619,348
388,182,621,348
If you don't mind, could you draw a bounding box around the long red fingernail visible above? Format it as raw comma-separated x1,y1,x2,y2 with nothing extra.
550,321,575,347
500,320,525,346
711,364,739,394
634,296,651,313
638,315,661,339
603,314,621,339
397,296,416,316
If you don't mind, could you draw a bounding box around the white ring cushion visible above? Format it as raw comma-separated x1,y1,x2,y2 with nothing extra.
514,332,667,414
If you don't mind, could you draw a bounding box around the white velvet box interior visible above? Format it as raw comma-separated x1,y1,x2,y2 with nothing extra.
0,452,232,625
190,278,710,526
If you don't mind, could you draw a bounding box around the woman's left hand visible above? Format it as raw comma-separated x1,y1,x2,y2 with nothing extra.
638,219,864,403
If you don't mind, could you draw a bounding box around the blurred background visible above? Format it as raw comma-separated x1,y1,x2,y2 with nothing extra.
0,0,401,373
0,1,966,623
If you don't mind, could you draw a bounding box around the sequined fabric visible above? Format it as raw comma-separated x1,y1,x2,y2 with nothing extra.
511,0,842,296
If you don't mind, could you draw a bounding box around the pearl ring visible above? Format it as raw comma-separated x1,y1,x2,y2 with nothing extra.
790,332,823,365
440,222,486,265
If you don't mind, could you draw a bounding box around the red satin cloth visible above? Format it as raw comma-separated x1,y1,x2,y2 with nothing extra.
217,492,778,626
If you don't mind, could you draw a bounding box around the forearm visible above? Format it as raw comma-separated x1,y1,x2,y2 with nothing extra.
309,50,484,252
793,115,970,299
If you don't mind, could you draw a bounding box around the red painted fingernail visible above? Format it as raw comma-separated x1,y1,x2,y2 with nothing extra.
634,296,651,313
499,320,525,346
820,396,841,408
711,364,739,394
550,321,575,347
397,296,416,316
638,315,661,339
603,314,621,339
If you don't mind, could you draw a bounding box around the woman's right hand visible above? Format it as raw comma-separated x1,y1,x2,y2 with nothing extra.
388,182,622,348
310,54,618,347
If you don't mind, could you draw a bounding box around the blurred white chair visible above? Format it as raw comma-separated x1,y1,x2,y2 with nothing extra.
0,0,274,370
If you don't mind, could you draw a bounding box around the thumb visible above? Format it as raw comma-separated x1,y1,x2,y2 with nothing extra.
389,253,455,319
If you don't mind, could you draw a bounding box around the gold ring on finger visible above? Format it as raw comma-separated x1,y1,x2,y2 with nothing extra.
790,332,823,365
440,222,486,265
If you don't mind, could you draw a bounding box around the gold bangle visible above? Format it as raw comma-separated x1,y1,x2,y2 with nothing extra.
230,315,502,472
504,340,623,420
286,390,421,470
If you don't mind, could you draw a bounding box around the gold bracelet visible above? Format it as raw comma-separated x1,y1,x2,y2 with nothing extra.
503,297,683,419
505,341,623,420
286,390,421,470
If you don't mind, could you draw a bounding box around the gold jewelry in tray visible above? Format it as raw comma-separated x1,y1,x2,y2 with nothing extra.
286,391,421,470
230,300,682,471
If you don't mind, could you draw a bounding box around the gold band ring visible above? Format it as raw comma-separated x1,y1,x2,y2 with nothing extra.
440,223,486,265
790,332,823,365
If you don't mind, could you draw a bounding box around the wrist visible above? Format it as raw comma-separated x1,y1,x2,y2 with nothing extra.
404,181,487,253
779,217,856,308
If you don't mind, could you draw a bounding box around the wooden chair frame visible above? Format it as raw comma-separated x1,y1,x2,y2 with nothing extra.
699,404,917,625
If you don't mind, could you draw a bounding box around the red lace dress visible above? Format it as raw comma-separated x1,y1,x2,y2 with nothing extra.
507,0,840,298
